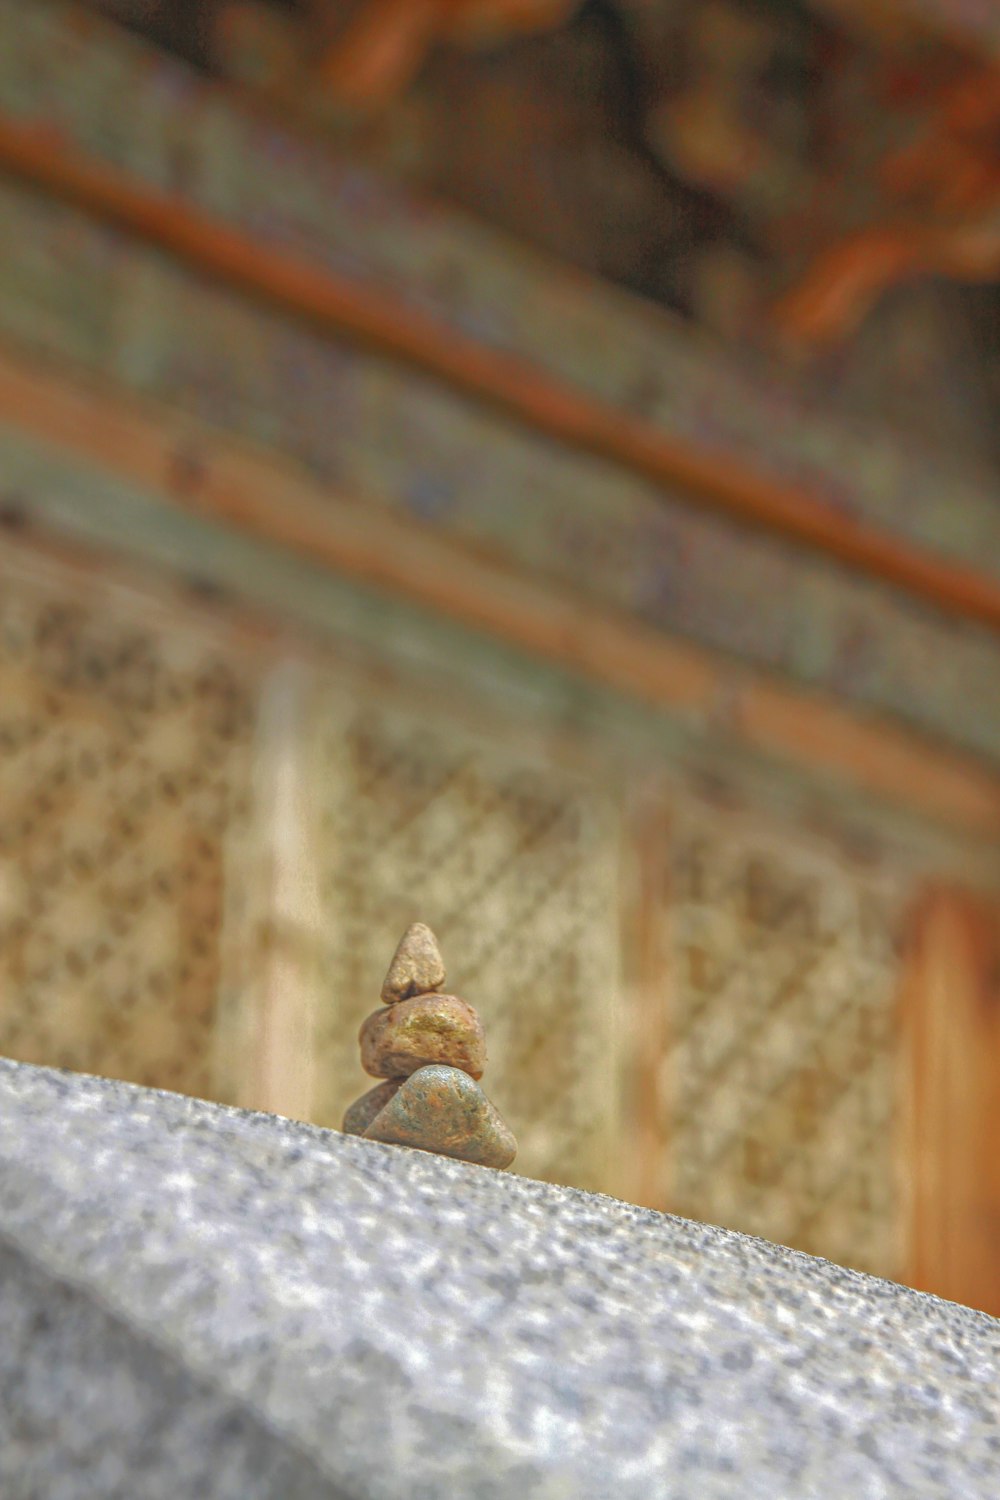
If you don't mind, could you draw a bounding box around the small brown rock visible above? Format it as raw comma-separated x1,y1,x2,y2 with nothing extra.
364,1064,517,1169
342,1081,400,1137
380,922,446,1004
359,994,486,1080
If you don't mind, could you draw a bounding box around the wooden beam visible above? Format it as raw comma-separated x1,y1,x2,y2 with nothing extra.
0,115,998,633
898,887,1000,1316
1,342,998,841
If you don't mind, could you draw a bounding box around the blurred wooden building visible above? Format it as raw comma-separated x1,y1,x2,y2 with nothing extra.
0,0,999,1313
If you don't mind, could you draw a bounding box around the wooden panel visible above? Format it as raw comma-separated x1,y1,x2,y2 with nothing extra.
309,692,624,1193
660,803,906,1277
0,545,259,1101
899,887,1000,1315
0,527,993,1282
1,113,1000,632
0,531,627,1192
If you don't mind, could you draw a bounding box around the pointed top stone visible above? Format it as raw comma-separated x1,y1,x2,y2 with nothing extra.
380,922,446,1004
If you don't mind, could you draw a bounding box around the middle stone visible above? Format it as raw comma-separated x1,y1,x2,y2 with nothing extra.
359,994,487,1080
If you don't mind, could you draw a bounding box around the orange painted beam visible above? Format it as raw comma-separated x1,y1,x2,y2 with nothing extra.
0,115,999,634
2,343,999,841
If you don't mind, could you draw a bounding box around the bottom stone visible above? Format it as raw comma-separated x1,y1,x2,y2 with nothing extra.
342,1081,401,1137
363,1064,517,1170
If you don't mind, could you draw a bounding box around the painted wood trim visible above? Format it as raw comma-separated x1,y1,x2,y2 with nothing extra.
0,115,999,633
1,342,998,841
898,887,1000,1316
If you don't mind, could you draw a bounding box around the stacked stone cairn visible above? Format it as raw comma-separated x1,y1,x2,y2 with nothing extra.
342,923,517,1170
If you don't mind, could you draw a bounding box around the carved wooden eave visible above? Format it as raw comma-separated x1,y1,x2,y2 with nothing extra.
196,0,1000,345
313,0,579,109
775,58,1000,343
810,0,1000,60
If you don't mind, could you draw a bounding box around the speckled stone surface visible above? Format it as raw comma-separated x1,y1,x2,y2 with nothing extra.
0,1058,997,1500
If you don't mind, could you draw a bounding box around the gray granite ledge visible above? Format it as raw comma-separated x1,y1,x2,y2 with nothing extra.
0,1057,997,1499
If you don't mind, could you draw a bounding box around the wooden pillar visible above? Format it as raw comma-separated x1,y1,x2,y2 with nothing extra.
898,886,1000,1315
620,777,673,1212
214,658,323,1122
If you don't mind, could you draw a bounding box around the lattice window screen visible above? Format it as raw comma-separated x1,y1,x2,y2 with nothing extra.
0,552,258,1100
662,807,906,1278
311,699,624,1193
0,542,916,1265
